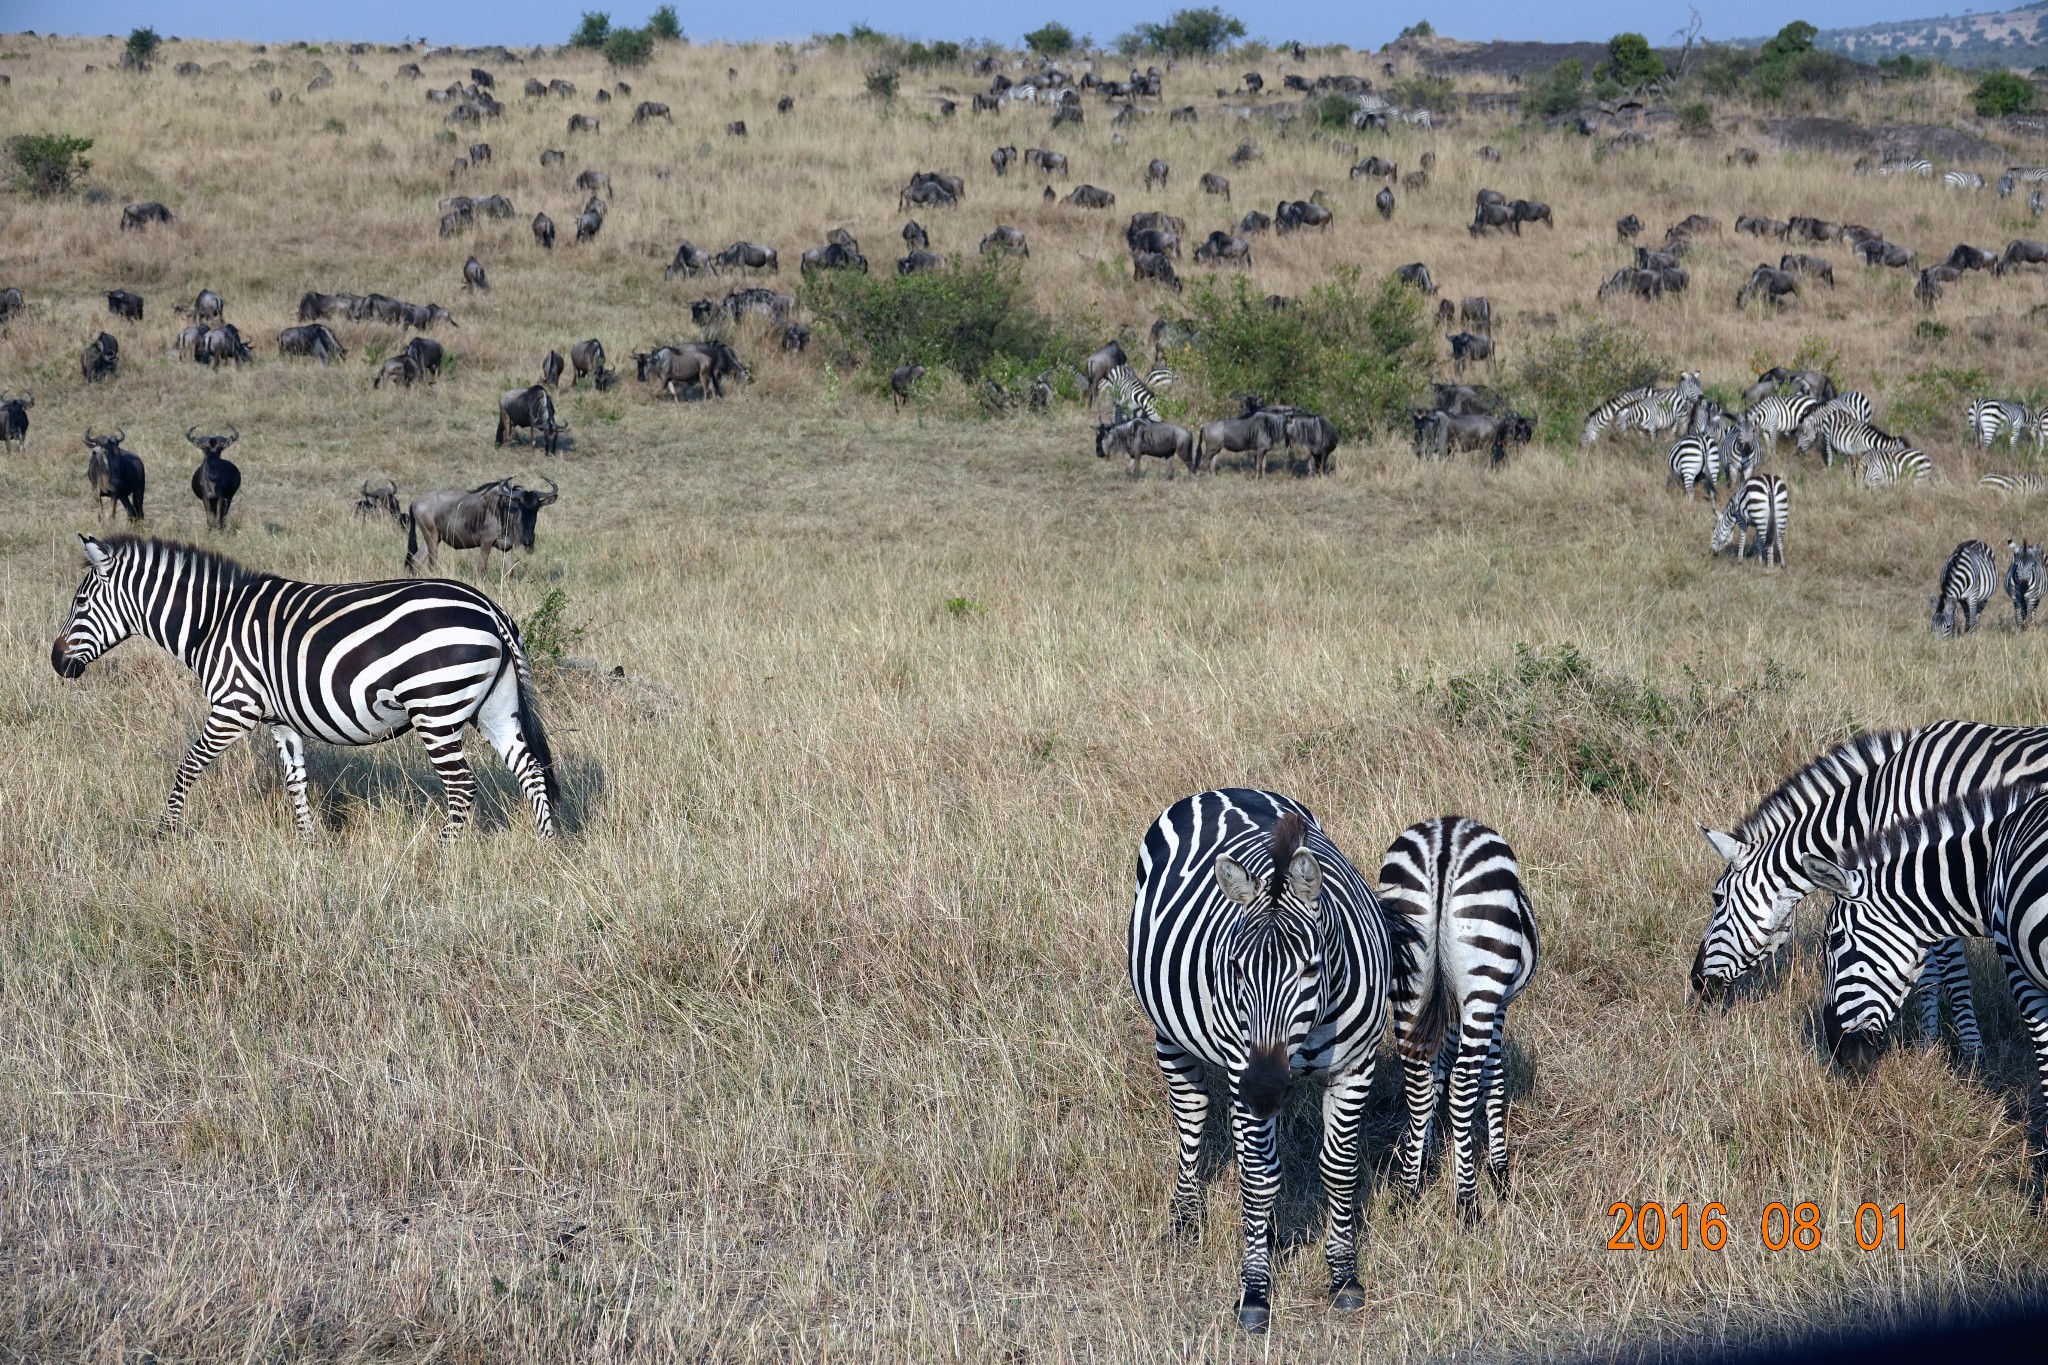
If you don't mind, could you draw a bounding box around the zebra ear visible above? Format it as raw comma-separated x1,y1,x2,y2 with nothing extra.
79,535,112,578
1214,855,1260,907
1700,825,1748,863
1801,855,1859,899
1286,849,1323,905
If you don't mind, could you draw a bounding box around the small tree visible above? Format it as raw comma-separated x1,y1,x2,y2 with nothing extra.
6,133,94,196
1024,21,1077,57
1398,20,1434,39
1527,58,1585,118
1127,7,1246,58
646,5,683,41
604,25,654,67
864,67,899,101
1758,20,1816,62
1974,69,2037,117
123,27,160,70
1598,33,1665,90
570,12,612,48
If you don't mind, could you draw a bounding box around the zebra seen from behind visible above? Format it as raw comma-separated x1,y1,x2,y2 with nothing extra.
1667,432,1722,498
1127,789,1391,1333
1711,473,1787,567
1932,539,1996,638
1379,817,1538,1223
1967,398,2034,450
2009,540,2044,628
50,535,558,841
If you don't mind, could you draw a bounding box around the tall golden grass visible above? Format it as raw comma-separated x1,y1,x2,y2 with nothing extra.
2,29,2048,1361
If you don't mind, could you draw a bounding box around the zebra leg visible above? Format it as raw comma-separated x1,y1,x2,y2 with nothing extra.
1228,1101,1282,1332
413,720,478,840
161,706,261,833
475,665,557,838
1936,939,1984,1064
1910,956,1941,1044
1395,1053,1436,1199
1319,1063,1374,1310
1446,1033,1489,1224
1482,1012,1513,1196
1153,1036,1210,1240
269,725,315,837
2007,973,2048,1161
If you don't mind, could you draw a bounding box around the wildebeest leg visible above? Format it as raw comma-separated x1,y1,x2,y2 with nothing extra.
161,705,260,834
474,663,556,838
414,718,478,841
270,724,315,836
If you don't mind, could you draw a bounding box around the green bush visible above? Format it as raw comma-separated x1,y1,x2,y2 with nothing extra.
1526,58,1585,118
904,40,961,68
802,257,1085,390
1024,22,1077,57
1974,69,2037,117
1167,269,1431,440
1677,101,1713,135
1759,20,1815,62
1313,92,1358,129
848,22,888,45
521,588,587,666
6,133,93,196
570,11,611,48
1390,72,1456,111
123,27,159,70
863,66,899,100
1518,320,1669,447
1398,20,1434,39
1123,7,1246,58
1877,53,1932,79
604,26,653,66
647,5,683,40
1597,32,1665,90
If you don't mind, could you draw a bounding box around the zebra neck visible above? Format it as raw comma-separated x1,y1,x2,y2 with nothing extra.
131,559,250,668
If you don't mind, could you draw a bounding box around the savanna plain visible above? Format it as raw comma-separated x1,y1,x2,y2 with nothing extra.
4,28,2048,1362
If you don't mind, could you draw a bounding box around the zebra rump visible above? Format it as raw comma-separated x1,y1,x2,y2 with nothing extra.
1933,540,1996,638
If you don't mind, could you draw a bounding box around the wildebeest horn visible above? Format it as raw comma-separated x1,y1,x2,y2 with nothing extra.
224,424,239,445
186,425,203,446
84,425,96,444
360,479,374,497
113,427,125,445
538,475,559,504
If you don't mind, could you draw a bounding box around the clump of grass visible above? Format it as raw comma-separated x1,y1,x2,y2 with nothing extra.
521,587,587,665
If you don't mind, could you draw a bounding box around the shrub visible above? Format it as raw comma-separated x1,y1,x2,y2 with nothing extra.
1974,69,2037,117
1024,22,1077,57
521,588,587,666
1390,73,1456,111
1124,7,1246,58
904,40,961,68
1597,33,1665,90
6,133,93,196
1167,269,1432,440
864,67,899,100
123,27,159,70
1398,20,1434,39
802,257,1085,390
1759,20,1815,62
1877,53,1933,79
604,26,653,67
1518,321,1669,447
570,12,612,48
848,22,888,45
1527,58,1585,118
1313,92,1357,129
647,6,683,41
1677,101,1713,135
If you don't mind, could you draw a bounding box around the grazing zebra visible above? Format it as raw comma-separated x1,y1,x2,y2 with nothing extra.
1826,390,1874,424
1667,433,1722,498
1380,817,1538,1223
1801,784,2048,1149
1859,445,1931,488
1127,789,1390,1333
1877,157,1934,178
1711,473,1787,567
2009,541,2045,628
1967,397,2033,450
1983,471,2048,493
1933,540,1997,638
1943,170,1986,191
1103,363,1166,421
49,535,558,840
1581,372,1702,447
1744,392,1818,448
1795,407,1887,468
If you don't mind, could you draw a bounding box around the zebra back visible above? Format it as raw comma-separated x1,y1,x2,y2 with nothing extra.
1104,363,1162,421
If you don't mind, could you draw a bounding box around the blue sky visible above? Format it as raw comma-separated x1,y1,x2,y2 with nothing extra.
2,1,2002,49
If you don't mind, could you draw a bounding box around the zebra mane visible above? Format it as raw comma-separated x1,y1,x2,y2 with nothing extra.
1839,782,2043,871
1267,812,1309,900
97,535,259,587
1732,729,1913,842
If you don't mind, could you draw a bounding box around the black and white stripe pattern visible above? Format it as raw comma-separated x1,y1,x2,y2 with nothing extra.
1933,540,1996,638
1877,157,1934,178
1795,407,1886,468
1745,393,1819,448
2009,540,2045,629
1380,817,1538,1223
1967,398,2033,450
1942,170,1986,191
1581,372,1702,447
1127,789,1390,1331
50,535,557,840
1859,444,1931,488
1103,363,1164,421
1710,473,1787,567
1667,433,1722,498
1981,472,2048,493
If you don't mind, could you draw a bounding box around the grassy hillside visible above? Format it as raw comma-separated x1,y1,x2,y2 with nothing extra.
2,28,2048,1361
1817,3,2048,70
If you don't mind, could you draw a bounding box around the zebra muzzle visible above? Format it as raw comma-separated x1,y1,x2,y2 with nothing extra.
50,638,85,679
1822,1007,1884,1074
1238,1045,1292,1121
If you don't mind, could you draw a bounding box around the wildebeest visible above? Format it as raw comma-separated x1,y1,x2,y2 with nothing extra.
900,178,959,211
891,364,927,408
541,350,564,388
1916,264,1961,308
897,248,947,276
1063,184,1115,209
633,100,672,124
1376,187,1394,220
1229,142,1262,165
1193,231,1252,266
1283,413,1339,475
468,141,493,165
667,240,715,278
106,290,144,322
1856,238,1918,269
1080,340,1130,406
1470,202,1515,235
1737,266,1800,308
120,202,174,231
1475,189,1506,208
355,478,402,523
1947,243,1999,272
81,331,119,381
494,386,565,453
1402,170,1429,191
0,286,21,324
1352,155,1397,181
568,114,599,134
1197,410,1286,476
1199,172,1231,200
374,353,423,389
717,241,779,273
1509,200,1553,232
1996,239,2048,275
1132,251,1181,291
1670,213,1721,238
197,324,252,368
185,289,225,324
531,211,556,249
475,194,515,220
185,425,241,529
634,340,747,399
0,392,31,450
574,209,604,245
1779,253,1835,287
84,428,146,521
781,323,810,352
779,95,795,112
1096,418,1195,476
978,225,1029,257
1420,409,1534,465
405,477,559,574
574,168,611,197
728,121,747,138
296,290,356,322
276,324,345,365
1275,200,1333,234
1395,262,1437,294
1457,297,1492,331
1145,158,1170,190
992,145,1018,177
1127,226,1180,258
569,338,618,390
404,336,445,380
463,256,490,292
902,220,930,250
1025,148,1069,178
1448,331,1494,375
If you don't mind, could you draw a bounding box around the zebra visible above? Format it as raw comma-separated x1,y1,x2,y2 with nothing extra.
1877,157,1934,177
1825,390,1874,424
2033,188,2046,219
1744,392,1818,448
1667,433,1722,498
1942,170,1986,191
1581,385,1656,447
1933,540,1997,638
1967,397,2033,450
2009,541,2045,628
1581,372,1701,447
1710,473,1787,567
1103,363,1171,421
1859,445,1931,488
1982,471,2048,492
1795,407,1886,468
1379,817,1538,1223
1800,784,2048,1149
49,535,558,841
1127,789,1390,1333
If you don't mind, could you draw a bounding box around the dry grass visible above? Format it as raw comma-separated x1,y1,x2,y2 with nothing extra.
2,30,2048,1362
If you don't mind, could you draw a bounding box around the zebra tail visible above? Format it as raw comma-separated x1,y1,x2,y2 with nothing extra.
1406,956,1454,1062
511,647,560,808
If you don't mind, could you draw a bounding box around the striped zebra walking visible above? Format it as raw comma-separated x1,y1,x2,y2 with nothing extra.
1981,471,2048,493
1859,442,1931,488
1801,784,2048,1149
1127,789,1390,1332
1379,817,1538,1222
1104,363,1174,422
1933,540,1997,638
1711,473,1787,567
2009,541,2045,628
50,535,558,840
1966,397,2033,450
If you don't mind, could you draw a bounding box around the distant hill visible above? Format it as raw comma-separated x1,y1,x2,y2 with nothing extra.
1809,3,2048,69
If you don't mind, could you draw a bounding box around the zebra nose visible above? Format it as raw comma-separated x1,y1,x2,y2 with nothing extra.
1238,1045,1292,1121
50,638,84,679
1688,942,1710,995
1822,1008,1883,1073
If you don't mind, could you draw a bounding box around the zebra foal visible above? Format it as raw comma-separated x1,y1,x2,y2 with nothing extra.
50,535,558,840
1127,789,1390,1332
1379,817,1538,1222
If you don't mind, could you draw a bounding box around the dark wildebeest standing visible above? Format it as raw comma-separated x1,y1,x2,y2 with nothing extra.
533,212,556,249
355,479,403,523
891,364,927,408
186,425,242,529
541,350,565,389
1145,158,1170,190
85,427,146,521
666,241,715,278
1133,251,1182,291
106,290,144,322
405,336,445,379
1396,262,1437,294
569,338,617,390
1736,265,1799,308
375,353,423,389
1509,200,1553,232
187,289,225,324
495,386,565,453
405,477,559,575
1284,413,1339,475
902,220,930,250
1081,340,1129,406
898,250,946,275
634,341,746,400
463,256,490,291
1197,410,1287,476
1448,332,1494,374
1376,187,1394,220
0,392,31,451
276,324,345,365
1096,418,1195,477
82,332,119,381
197,324,253,367
979,226,1029,257
633,101,672,123
120,202,174,231
1063,184,1115,209
716,242,779,273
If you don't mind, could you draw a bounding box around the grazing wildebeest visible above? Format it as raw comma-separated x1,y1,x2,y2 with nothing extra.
1199,172,1231,200
1171,105,1197,123
574,209,604,245
1459,297,1492,331
402,302,458,331
979,225,1029,257
404,336,445,379
1096,418,1195,476
541,350,564,388
1025,149,1069,178
1617,214,1643,240
475,195,515,220
186,426,241,529
1635,247,1683,272
1145,158,1170,190
718,288,794,323
186,289,224,324
1470,202,1515,235
1735,214,1775,236
1275,200,1333,234
175,325,206,360
494,386,565,453
81,331,119,381
1351,155,1397,181
900,179,958,211
375,353,423,389
84,428,146,521
1127,226,1180,257
1509,199,1553,232
717,241,779,273
992,145,1017,177
106,290,144,322
1193,231,1252,266
568,114,599,134
120,202,174,231
1396,262,1437,294
779,95,795,112
1916,264,1959,308
891,364,927,408
0,392,31,450
1230,142,1261,165
197,324,252,368
276,324,345,365
728,121,747,137
1947,243,1998,272
296,291,353,322
802,241,869,273
1080,340,1130,405
901,220,930,250
1198,410,1286,476
1670,213,1720,237
406,477,559,575
1779,254,1835,287
355,478,402,523
1437,299,1456,325
531,211,556,250
468,143,492,167
1475,189,1507,209
666,241,715,278
1132,251,1182,291
633,341,744,399
781,323,810,352
1402,170,1429,191
1996,239,2048,275
574,168,611,198
1448,331,1494,375
1243,71,1263,92
1376,187,1394,220
0,286,22,323
633,101,672,123
569,338,617,390
463,256,490,291
1063,184,1115,208
1856,238,1917,269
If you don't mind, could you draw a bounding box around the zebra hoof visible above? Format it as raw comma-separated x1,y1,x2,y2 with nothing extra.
1457,1194,1483,1226
1488,1164,1511,1197
1331,1277,1367,1312
1237,1295,1270,1334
